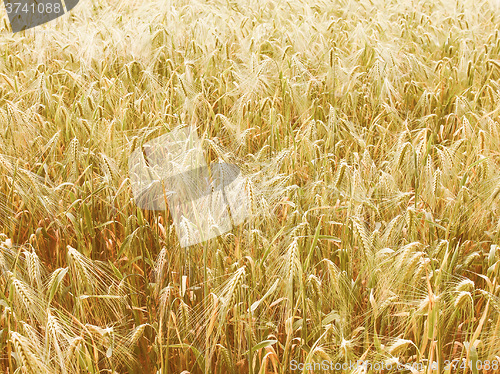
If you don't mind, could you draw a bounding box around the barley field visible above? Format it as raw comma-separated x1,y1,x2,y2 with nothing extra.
1,0,500,372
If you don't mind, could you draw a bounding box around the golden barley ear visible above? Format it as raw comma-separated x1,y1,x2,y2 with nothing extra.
11,332,51,373
67,137,80,180
154,246,168,286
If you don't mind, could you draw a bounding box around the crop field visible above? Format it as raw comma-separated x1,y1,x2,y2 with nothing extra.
2,0,500,372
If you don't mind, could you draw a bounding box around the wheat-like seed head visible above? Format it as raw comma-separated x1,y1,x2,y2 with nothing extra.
154,246,168,285
67,246,91,289
2,0,500,371
25,249,42,291
129,324,148,345
11,331,49,373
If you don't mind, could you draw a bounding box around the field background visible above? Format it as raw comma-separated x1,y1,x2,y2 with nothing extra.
2,0,500,372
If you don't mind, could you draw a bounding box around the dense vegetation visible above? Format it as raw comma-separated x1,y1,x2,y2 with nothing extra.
1,0,500,372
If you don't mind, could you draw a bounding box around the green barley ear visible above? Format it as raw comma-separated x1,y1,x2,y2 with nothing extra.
46,267,68,304
216,344,235,374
